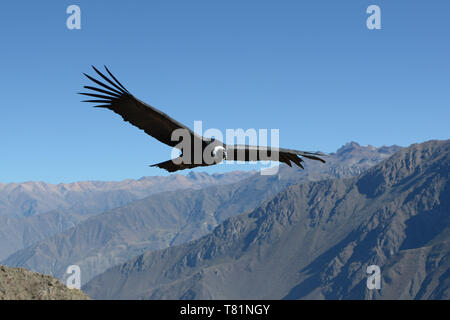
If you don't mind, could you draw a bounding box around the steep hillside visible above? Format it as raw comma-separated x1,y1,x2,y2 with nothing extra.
83,140,449,299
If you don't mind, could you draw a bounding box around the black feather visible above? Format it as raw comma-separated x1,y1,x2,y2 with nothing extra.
78,92,116,100
104,65,130,93
92,66,127,94
83,73,123,96
82,99,111,104
83,85,122,98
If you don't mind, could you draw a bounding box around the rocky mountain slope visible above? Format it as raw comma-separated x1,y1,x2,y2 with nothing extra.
82,140,449,299
0,265,89,300
2,143,400,286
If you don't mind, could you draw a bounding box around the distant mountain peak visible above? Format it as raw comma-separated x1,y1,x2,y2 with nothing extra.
335,142,402,157
336,141,362,154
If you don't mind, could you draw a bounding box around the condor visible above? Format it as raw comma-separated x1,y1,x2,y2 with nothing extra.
79,66,326,172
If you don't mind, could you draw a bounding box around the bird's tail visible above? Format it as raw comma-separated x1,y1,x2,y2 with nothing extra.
150,158,202,173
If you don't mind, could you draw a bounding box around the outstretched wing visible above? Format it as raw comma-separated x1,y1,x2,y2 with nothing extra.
225,145,326,169
79,66,202,149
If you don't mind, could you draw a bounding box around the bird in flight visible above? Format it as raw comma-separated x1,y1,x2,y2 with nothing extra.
79,66,326,172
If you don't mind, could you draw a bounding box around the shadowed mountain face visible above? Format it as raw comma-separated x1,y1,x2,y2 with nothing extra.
82,140,449,300
1,143,400,285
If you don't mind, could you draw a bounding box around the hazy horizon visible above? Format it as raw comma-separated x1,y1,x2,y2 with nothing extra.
0,139,407,184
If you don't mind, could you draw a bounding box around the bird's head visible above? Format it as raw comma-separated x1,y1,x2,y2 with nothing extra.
212,145,227,162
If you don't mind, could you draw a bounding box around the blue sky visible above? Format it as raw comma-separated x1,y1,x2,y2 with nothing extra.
0,1,449,183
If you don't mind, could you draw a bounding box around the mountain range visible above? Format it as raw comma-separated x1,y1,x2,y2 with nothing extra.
0,171,254,218
2,142,401,286
0,171,252,260
82,140,449,299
